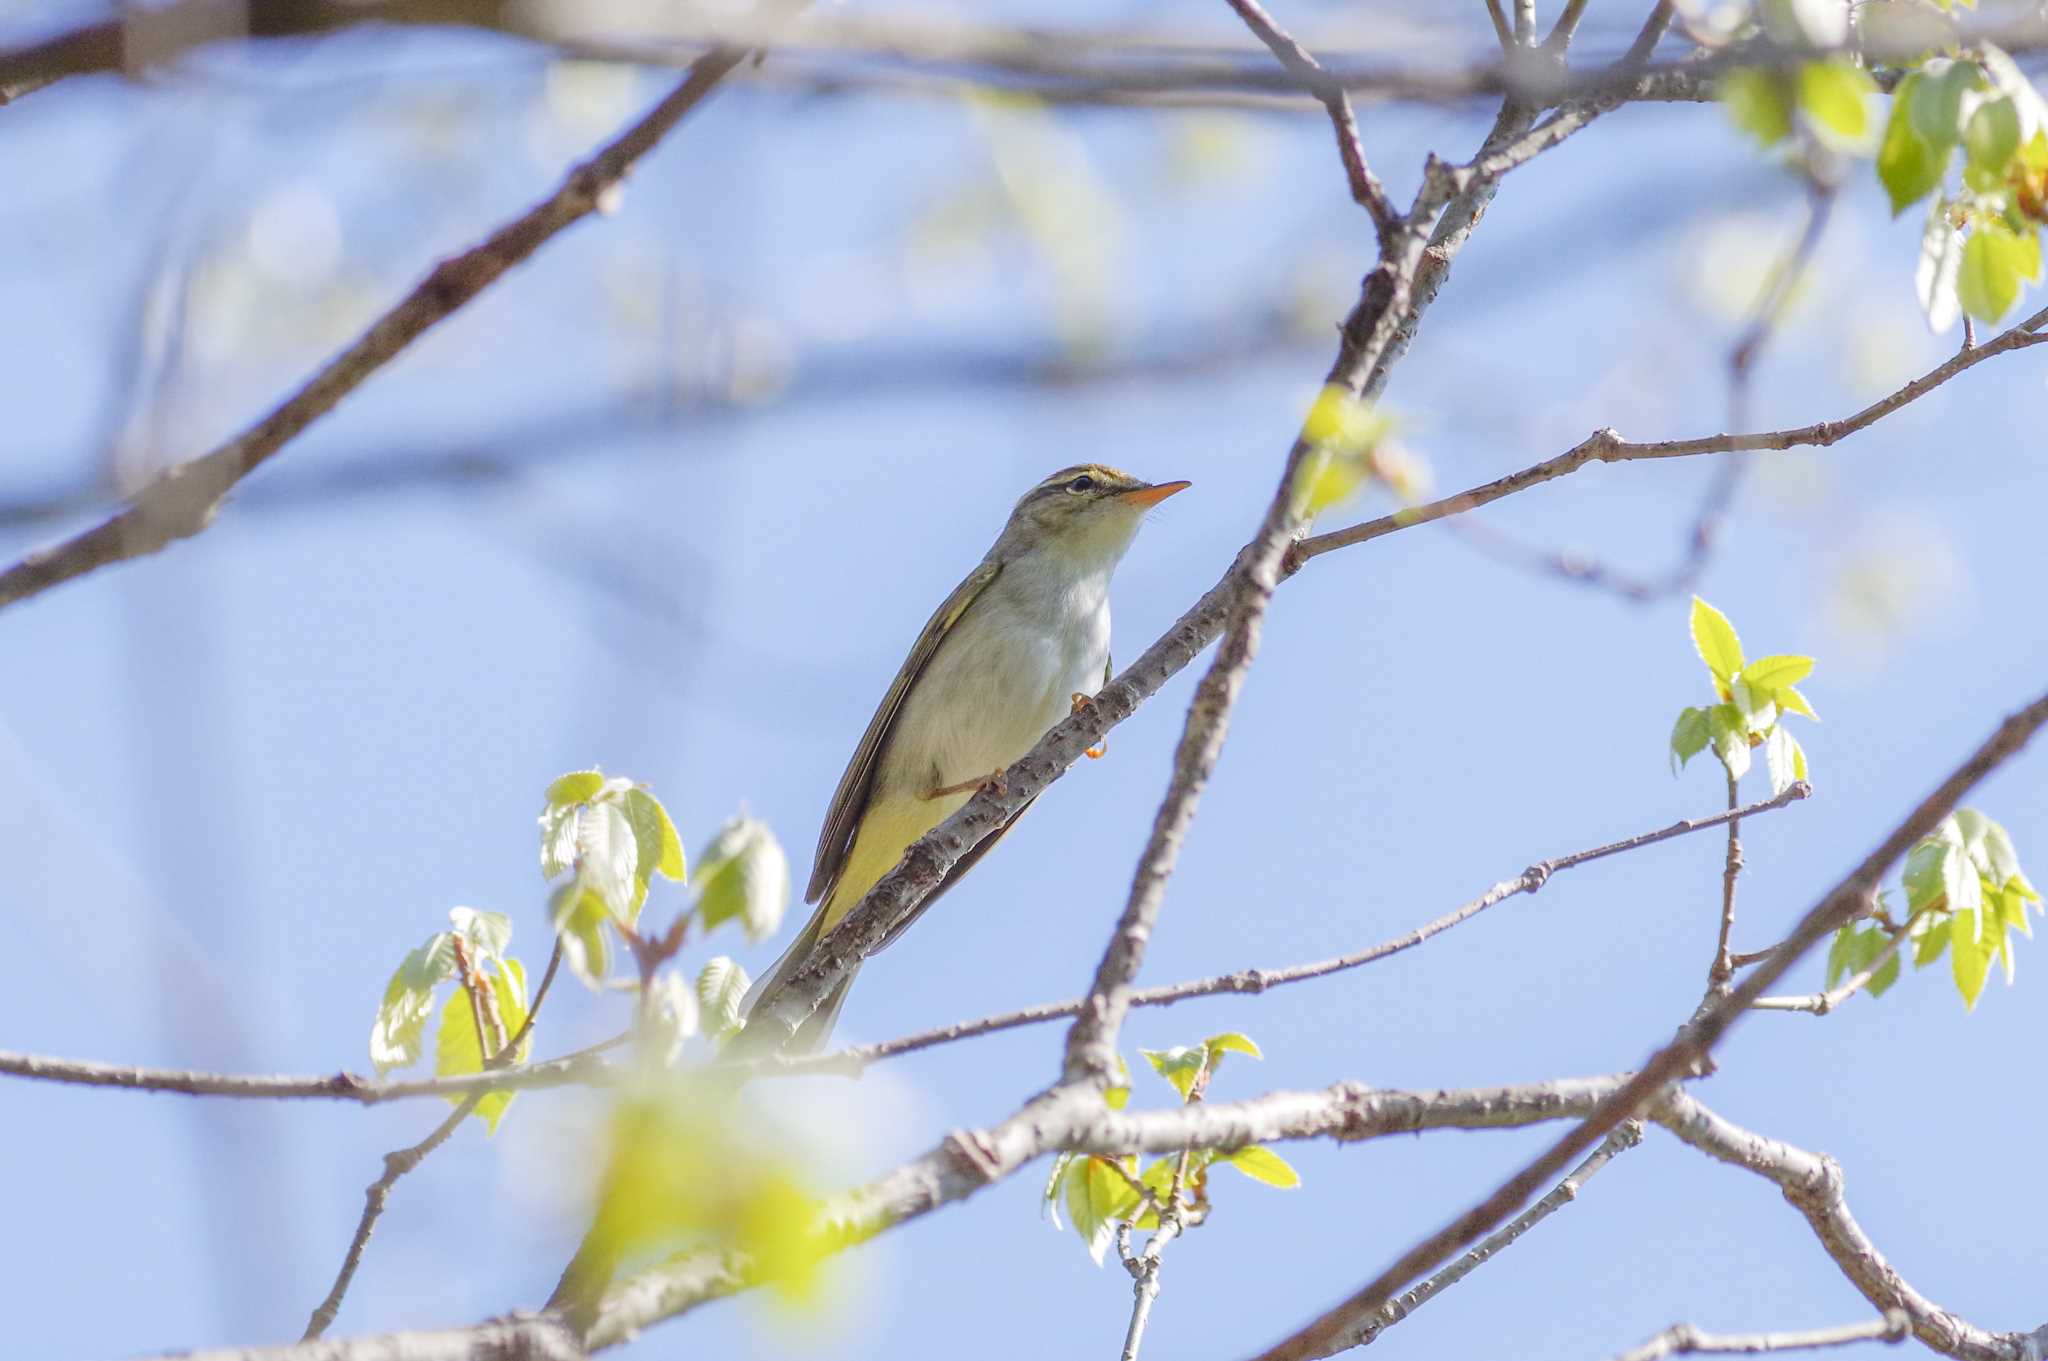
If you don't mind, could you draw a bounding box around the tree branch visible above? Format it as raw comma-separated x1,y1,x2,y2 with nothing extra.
1609,1314,1910,1361
1220,0,1398,238
1350,1122,1643,1350
0,40,758,614
300,1095,483,1340
1248,687,2048,1361
1709,770,1744,989
741,781,1809,1078
1287,303,2048,571
1750,907,1927,1016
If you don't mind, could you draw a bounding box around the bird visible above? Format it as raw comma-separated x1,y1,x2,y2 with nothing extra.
736,463,1189,1055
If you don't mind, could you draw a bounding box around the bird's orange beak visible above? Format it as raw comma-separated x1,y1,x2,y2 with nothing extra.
1121,479,1191,508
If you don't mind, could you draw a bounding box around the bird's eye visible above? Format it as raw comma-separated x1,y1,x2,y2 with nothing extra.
1066,475,1096,494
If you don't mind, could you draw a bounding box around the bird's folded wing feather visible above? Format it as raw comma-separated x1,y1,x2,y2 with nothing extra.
805,556,1005,905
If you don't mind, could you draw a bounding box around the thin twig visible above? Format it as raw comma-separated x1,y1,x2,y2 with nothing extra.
1752,904,1924,1016
1220,0,1398,238
1288,302,2048,571
1353,1122,1643,1349
301,1094,482,1340
1543,0,1592,54
1247,688,2048,1361
734,782,1810,1078
1608,1313,1911,1361
1709,770,1744,989
1484,0,1515,53
0,42,761,614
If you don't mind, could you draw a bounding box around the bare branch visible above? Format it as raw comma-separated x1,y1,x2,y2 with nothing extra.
1608,1314,1910,1361
1287,302,2048,571
0,41,758,614
1220,0,1398,236
740,781,1810,1078
0,1044,621,1103
301,1095,483,1340
1247,688,2048,1361
1351,1122,1643,1350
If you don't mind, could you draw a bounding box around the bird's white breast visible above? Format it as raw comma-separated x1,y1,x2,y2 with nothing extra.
880,553,1113,795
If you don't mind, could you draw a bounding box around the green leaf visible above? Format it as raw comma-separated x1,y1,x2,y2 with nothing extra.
1952,906,1992,1008
1739,655,1814,691
1689,597,1745,683
1708,705,1752,781
369,937,455,1074
1670,706,1712,773
434,956,528,1133
1221,1146,1301,1189
1866,941,1902,998
1917,197,1965,333
1104,1053,1132,1111
1204,1031,1262,1063
1777,685,1820,721
551,883,612,988
1066,1156,1139,1265
1913,913,1951,967
1908,59,1975,148
539,803,578,882
1730,678,1779,736
1141,1045,1209,1102
448,907,512,963
1825,923,1856,988
624,788,688,885
577,799,642,922
1764,725,1800,797
1879,78,1946,214
1957,222,2041,324
1788,732,1809,785
1722,68,1793,147
1963,95,2022,188
1042,1152,1074,1229
1798,60,1876,148
546,771,605,807
696,956,753,1045
693,815,792,944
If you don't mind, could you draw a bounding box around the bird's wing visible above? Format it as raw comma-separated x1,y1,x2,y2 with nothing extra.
805,556,1005,905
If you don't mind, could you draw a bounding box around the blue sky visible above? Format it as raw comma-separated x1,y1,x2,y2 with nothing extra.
3,5,2045,1360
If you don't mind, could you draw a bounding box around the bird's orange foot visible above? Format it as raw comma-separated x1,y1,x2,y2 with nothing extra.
1071,693,1108,760
922,768,1007,800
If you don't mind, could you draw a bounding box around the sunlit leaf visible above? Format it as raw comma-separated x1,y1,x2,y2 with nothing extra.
697,955,752,1044
1140,1045,1208,1102
1739,655,1814,690
1957,221,2041,323
694,814,792,943
1764,725,1800,797
624,788,688,886
1220,1145,1301,1189
552,883,613,988
1952,906,1992,1008
546,770,605,807
1797,60,1877,148
369,937,455,1074
1708,705,1752,781
578,799,641,922
1689,597,1745,683
434,956,528,1133
448,906,512,963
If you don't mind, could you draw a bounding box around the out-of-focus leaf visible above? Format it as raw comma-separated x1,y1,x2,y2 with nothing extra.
448,907,512,963
546,771,605,807
1879,77,1945,214
578,799,641,922
552,883,612,988
694,814,792,943
647,969,699,1065
1797,60,1877,148
697,956,752,1044
1722,68,1794,147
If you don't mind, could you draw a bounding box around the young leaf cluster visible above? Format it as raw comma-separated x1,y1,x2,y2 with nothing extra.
1669,597,1816,796
1829,808,2041,1009
1041,1032,1298,1267
368,907,530,1133
1878,51,2048,327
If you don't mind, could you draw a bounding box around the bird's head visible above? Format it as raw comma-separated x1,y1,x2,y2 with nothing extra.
1000,464,1190,570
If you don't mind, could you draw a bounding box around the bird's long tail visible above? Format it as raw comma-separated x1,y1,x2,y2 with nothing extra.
730,898,861,1058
